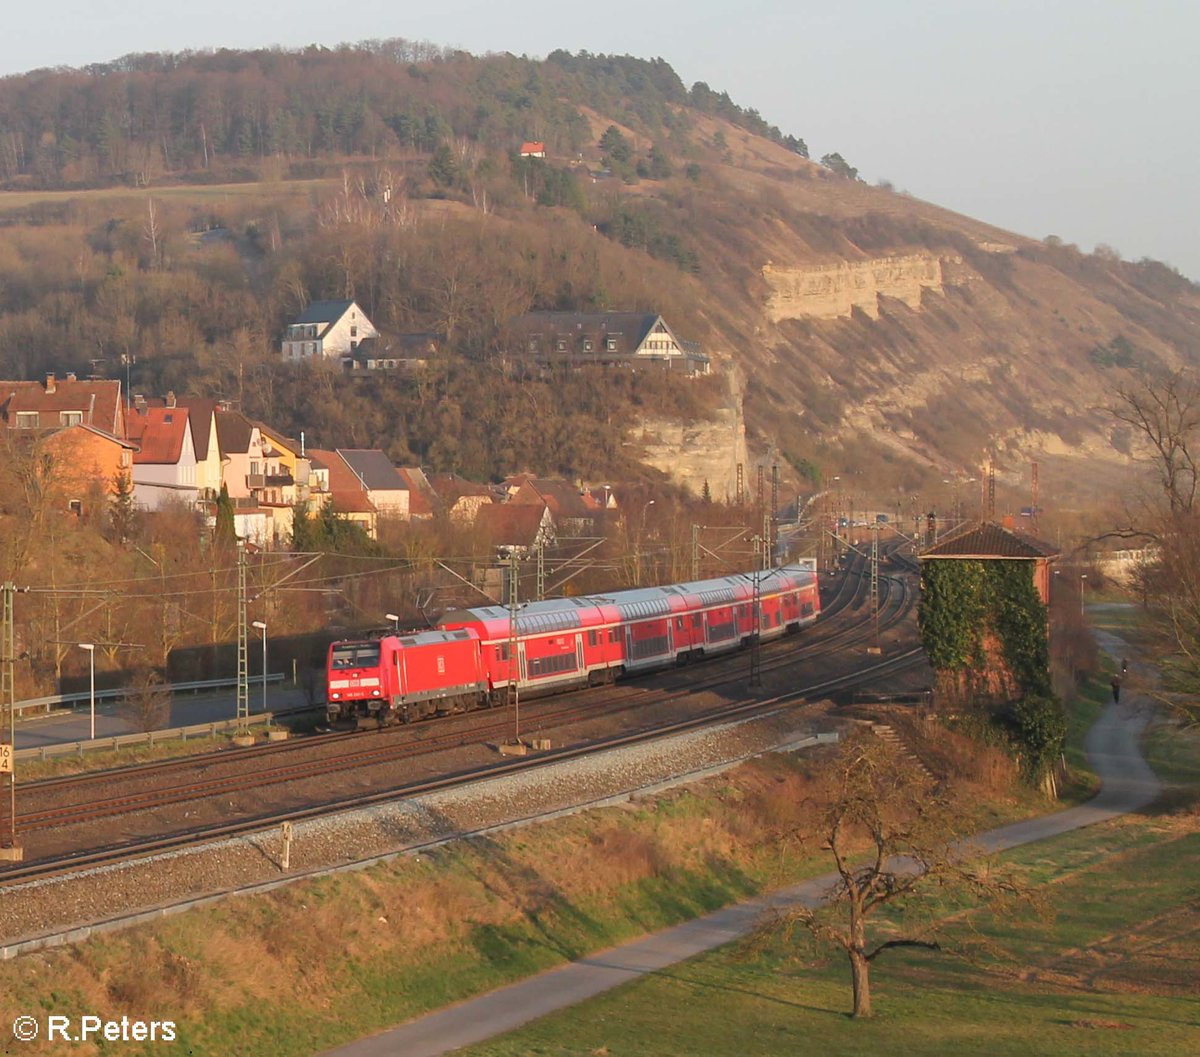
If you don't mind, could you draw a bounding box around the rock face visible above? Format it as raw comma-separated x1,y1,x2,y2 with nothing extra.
637,370,749,499
763,254,955,321
637,407,748,500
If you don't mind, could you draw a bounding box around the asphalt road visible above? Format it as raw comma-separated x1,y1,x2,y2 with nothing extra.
14,684,312,750
322,631,1163,1057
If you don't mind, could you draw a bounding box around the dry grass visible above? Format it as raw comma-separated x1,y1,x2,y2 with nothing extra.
0,738,1038,1057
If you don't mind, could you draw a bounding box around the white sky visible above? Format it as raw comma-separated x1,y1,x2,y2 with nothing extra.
6,0,1198,279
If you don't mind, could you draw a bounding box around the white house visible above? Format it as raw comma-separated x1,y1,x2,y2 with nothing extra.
127,405,199,510
281,300,379,363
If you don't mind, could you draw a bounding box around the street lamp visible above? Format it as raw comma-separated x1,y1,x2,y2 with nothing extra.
251,621,267,714
636,500,656,586
1079,573,1087,620
78,643,96,740
385,613,400,632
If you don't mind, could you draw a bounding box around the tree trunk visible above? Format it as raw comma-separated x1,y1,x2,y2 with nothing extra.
848,948,872,1018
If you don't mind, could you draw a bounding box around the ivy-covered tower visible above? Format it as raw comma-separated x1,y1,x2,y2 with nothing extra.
918,521,1059,704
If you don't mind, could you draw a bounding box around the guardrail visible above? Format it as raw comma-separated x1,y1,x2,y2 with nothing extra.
14,703,322,762
13,673,288,720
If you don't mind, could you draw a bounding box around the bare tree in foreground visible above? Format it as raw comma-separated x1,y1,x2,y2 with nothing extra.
1111,370,1200,724
118,668,173,733
762,735,1030,1018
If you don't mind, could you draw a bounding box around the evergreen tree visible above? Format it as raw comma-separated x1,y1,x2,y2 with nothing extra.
108,469,137,544
214,482,237,546
428,143,459,188
599,125,632,163
291,498,316,550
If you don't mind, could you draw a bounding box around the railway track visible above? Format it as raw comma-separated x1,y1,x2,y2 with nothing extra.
17,574,908,832
0,643,923,888
2,555,921,884
19,551,879,804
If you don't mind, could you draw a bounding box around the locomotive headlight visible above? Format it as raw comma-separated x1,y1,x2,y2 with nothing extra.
332,692,341,699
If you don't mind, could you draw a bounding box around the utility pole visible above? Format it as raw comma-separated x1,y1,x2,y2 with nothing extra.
691,524,700,581
1,582,22,860
506,551,522,746
749,545,762,688
762,511,772,570
869,526,882,653
1031,461,1040,534
735,463,744,508
770,463,779,558
535,539,545,601
756,465,765,532
236,541,249,727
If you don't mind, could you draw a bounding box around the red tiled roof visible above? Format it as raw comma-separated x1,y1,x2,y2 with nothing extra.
477,503,549,547
127,407,191,464
214,410,256,456
519,141,546,155
920,521,1060,560
177,398,219,459
509,477,595,520
308,448,375,514
396,467,437,516
428,472,497,504
0,378,125,437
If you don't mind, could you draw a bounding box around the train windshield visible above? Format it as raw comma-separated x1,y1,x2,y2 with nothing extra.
330,643,382,669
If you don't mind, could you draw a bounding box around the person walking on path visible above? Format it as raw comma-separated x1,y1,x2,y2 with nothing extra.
1111,674,1122,704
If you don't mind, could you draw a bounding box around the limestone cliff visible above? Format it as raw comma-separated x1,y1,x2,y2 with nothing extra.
636,370,748,499
763,254,957,321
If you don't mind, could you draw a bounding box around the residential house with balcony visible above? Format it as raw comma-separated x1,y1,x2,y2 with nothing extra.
281,299,379,363
255,422,312,508
213,409,293,545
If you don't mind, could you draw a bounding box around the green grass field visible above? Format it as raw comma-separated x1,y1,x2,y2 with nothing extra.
455,661,1200,1057
459,816,1200,1057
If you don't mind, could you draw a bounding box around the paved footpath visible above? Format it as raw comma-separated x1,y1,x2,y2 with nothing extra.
323,639,1161,1057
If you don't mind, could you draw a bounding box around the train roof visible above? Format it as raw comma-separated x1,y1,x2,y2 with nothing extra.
439,564,816,636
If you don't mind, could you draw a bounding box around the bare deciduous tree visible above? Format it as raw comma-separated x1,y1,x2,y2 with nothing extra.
118,668,173,733
761,734,1030,1018
1109,370,1200,722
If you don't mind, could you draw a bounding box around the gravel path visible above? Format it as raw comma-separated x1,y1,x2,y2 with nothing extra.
319,629,1164,1057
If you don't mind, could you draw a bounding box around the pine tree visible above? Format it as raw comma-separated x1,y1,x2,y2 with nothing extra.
291,498,317,550
214,482,237,546
109,469,137,544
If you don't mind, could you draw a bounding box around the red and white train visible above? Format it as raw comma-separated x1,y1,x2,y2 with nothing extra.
325,564,820,726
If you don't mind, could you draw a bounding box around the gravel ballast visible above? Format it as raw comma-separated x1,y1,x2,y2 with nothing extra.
0,702,840,955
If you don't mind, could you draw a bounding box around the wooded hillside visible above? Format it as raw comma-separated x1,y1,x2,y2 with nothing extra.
0,42,1197,509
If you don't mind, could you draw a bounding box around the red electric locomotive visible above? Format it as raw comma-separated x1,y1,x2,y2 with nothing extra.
325,564,819,726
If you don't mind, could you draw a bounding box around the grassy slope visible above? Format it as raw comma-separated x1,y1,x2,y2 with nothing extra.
455,657,1200,1056
461,819,1199,1057
0,752,1040,1057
